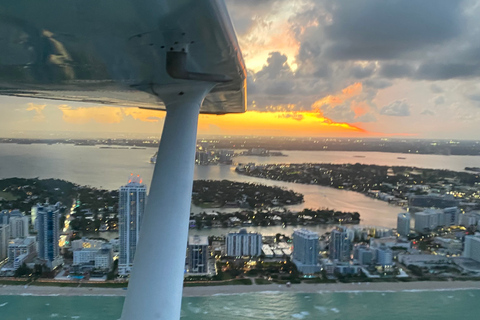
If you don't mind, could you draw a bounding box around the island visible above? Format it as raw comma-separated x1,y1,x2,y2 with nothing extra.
192,180,303,208
236,163,480,210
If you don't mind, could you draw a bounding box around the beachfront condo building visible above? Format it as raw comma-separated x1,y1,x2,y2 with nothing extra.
187,235,209,274
36,203,61,268
0,224,10,261
329,226,352,262
226,229,262,257
9,215,29,239
397,212,411,237
464,233,480,263
293,229,321,274
118,177,146,275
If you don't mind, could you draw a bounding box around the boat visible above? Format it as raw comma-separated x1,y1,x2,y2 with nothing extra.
150,152,157,164
397,157,406,160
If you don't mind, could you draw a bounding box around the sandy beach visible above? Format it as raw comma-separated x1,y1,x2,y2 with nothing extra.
1,281,480,297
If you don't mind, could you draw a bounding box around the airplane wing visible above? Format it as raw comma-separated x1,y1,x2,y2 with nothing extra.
0,0,246,114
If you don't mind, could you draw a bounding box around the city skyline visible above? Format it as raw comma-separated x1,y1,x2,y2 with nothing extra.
2,0,480,139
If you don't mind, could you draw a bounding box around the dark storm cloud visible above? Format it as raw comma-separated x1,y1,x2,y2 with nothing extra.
351,63,376,79
323,0,465,60
379,63,415,79
415,62,480,80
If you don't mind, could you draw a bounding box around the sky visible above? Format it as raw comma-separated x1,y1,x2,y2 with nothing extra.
2,0,480,139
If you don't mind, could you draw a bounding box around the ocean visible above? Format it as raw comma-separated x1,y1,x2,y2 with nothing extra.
0,289,479,320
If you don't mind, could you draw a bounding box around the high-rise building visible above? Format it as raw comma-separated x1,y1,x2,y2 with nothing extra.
187,235,209,274
119,177,147,275
0,209,23,225
353,244,375,265
8,237,37,269
376,245,393,267
414,209,440,234
443,207,459,226
36,204,61,268
329,226,351,262
225,229,262,257
0,224,10,261
397,212,410,237
31,205,38,231
9,215,29,239
292,229,320,274
464,233,480,263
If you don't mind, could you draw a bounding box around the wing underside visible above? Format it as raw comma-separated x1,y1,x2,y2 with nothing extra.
0,0,246,114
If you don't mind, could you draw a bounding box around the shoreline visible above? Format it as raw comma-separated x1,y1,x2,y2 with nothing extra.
1,281,480,297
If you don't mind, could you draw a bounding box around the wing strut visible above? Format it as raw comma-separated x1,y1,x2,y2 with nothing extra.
121,49,220,320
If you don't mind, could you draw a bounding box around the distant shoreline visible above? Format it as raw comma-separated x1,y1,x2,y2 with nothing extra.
1,281,480,297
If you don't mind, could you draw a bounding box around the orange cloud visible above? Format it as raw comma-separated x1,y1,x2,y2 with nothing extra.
58,105,165,124
123,108,164,122
312,82,363,110
351,101,369,117
26,103,46,122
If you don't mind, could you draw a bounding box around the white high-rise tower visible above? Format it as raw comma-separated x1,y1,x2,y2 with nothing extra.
119,175,147,275
397,212,411,237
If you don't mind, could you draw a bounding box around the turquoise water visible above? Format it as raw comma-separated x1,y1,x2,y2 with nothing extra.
1,290,479,319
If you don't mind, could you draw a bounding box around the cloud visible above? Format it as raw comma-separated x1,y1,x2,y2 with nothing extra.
26,103,46,122
322,0,464,61
380,100,411,117
430,84,444,93
363,78,393,89
351,63,376,79
421,109,436,116
379,63,415,79
58,105,164,124
433,96,446,106
415,62,480,80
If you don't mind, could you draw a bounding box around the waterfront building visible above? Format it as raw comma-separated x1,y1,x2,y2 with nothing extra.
118,177,147,275
73,246,113,270
376,245,393,267
187,235,209,274
0,224,10,261
73,249,96,265
464,233,480,263
443,207,459,226
9,215,29,239
31,205,38,230
353,245,375,265
329,226,351,262
8,237,37,269
397,212,410,237
370,236,411,250
292,229,321,274
414,209,440,234
0,209,23,225
225,229,262,257
71,238,106,251
36,204,61,268
409,194,458,209
95,248,113,270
